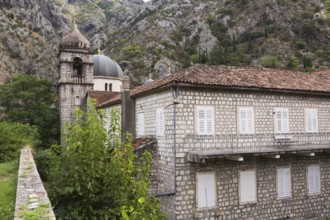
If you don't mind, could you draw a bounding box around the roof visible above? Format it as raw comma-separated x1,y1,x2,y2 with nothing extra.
60,23,90,51
131,65,330,96
98,65,330,107
93,55,124,77
88,90,121,106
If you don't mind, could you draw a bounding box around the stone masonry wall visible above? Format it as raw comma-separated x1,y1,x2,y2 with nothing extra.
173,87,330,219
135,89,176,215
176,88,330,153
175,154,330,220
15,147,55,220
58,51,93,135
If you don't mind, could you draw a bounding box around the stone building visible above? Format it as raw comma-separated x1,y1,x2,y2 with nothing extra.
59,26,330,219
98,65,330,220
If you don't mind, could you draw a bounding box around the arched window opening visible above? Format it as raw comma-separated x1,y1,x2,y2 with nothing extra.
105,83,108,91
73,57,83,77
75,96,81,106
109,83,112,92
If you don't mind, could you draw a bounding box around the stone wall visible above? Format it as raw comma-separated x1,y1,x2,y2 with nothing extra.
135,89,177,215
176,88,330,153
175,154,330,220
14,147,55,220
58,50,94,139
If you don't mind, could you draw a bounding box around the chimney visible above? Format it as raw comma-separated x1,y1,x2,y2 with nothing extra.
121,76,136,140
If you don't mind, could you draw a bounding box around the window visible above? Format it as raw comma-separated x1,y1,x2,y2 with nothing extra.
156,108,165,136
73,57,83,76
239,170,257,203
308,165,321,194
197,173,216,208
196,106,214,135
105,83,108,91
274,108,289,134
277,167,291,198
109,83,112,91
305,109,318,133
137,113,145,136
238,107,254,134
74,96,81,106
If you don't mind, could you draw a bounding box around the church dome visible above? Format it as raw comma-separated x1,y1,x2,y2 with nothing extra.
60,23,90,50
93,54,124,77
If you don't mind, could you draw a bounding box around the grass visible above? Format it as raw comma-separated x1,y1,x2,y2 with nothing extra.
0,159,19,220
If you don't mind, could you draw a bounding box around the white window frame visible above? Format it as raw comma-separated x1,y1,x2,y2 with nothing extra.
156,108,165,136
307,165,321,195
239,170,257,204
238,107,255,135
196,172,216,209
274,108,290,139
305,108,318,133
196,106,214,135
137,112,145,136
277,167,291,199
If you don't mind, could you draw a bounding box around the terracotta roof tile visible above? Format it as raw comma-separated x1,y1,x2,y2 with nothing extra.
88,90,121,106
98,65,330,107
131,65,330,96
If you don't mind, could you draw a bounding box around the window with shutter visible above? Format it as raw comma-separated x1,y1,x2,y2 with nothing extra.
275,108,289,134
156,108,165,136
305,109,318,133
239,170,257,203
197,173,216,208
277,167,291,198
196,106,214,135
239,107,254,134
308,165,321,194
137,113,145,136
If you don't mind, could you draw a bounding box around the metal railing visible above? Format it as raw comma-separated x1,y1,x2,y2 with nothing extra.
184,132,330,154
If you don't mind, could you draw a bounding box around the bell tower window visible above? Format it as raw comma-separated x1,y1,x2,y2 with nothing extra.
105,83,108,91
73,57,83,77
109,83,112,91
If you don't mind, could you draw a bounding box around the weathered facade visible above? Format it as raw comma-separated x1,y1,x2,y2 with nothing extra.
98,65,330,219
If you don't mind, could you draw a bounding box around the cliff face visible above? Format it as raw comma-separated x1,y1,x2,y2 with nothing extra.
0,0,69,82
1,0,330,84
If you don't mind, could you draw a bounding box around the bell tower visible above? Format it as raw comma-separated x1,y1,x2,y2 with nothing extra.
58,23,94,136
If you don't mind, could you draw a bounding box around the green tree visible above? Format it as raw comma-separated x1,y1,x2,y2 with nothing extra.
49,100,166,219
287,56,300,69
0,122,39,162
0,74,59,147
261,55,279,68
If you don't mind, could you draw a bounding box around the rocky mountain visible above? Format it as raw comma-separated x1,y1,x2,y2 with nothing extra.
1,0,330,84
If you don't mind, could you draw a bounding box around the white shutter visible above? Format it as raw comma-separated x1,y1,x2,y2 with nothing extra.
239,108,254,134
156,108,165,136
275,108,289,134
196,107,214,135
305,109,318,133
137,113,144,136
240,170,257,203
197,173,216,208
282,110,289,133
277,168,291,198
206,108,213,134
308,165,321,194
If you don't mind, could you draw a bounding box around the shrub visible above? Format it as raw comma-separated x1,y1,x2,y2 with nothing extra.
34,148,52,181
0,122,39,162
287,56,300,69
49,100,166,219
262,56,279,68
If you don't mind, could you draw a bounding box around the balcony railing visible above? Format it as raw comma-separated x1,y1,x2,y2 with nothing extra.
184,132,330,155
